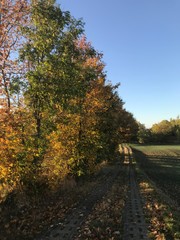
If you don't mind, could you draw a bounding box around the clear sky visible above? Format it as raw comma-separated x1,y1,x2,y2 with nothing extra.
58,0,180,128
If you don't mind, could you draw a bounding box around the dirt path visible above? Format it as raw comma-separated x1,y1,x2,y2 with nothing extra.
122,146,149,240
36,164,122,240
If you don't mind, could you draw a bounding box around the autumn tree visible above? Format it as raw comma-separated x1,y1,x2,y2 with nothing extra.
20,0,84,164
69,37,107,175
150,117,180,143
151,120,172,143
96,85,138,160
0,0,30,201
42,36,109,179
170,117,180,142
0,0,140,196
41,35,138,180
0,0,29,109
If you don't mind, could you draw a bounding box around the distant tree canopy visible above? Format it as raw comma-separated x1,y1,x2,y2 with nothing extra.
137,117,180,144
0,0,138,197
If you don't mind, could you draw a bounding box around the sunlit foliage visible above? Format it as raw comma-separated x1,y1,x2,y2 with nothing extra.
0,0,138,200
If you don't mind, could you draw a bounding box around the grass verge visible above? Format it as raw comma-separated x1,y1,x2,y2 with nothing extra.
133,149,180,240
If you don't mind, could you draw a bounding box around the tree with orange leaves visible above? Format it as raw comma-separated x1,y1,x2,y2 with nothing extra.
0,0,29,109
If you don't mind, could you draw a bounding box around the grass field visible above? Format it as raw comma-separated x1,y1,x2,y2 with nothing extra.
131,144,180,206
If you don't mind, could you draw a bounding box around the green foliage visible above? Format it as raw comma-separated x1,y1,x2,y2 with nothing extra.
137,117,180,144
1,0,138,200
137,123,152,143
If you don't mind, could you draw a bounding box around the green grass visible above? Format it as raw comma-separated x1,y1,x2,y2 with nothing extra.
131,144,180,154
131,144,180,205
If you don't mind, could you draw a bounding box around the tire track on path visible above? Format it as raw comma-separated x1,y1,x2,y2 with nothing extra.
122,145,149,240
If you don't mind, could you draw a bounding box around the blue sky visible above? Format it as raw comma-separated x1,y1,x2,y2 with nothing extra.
59,0,180,128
